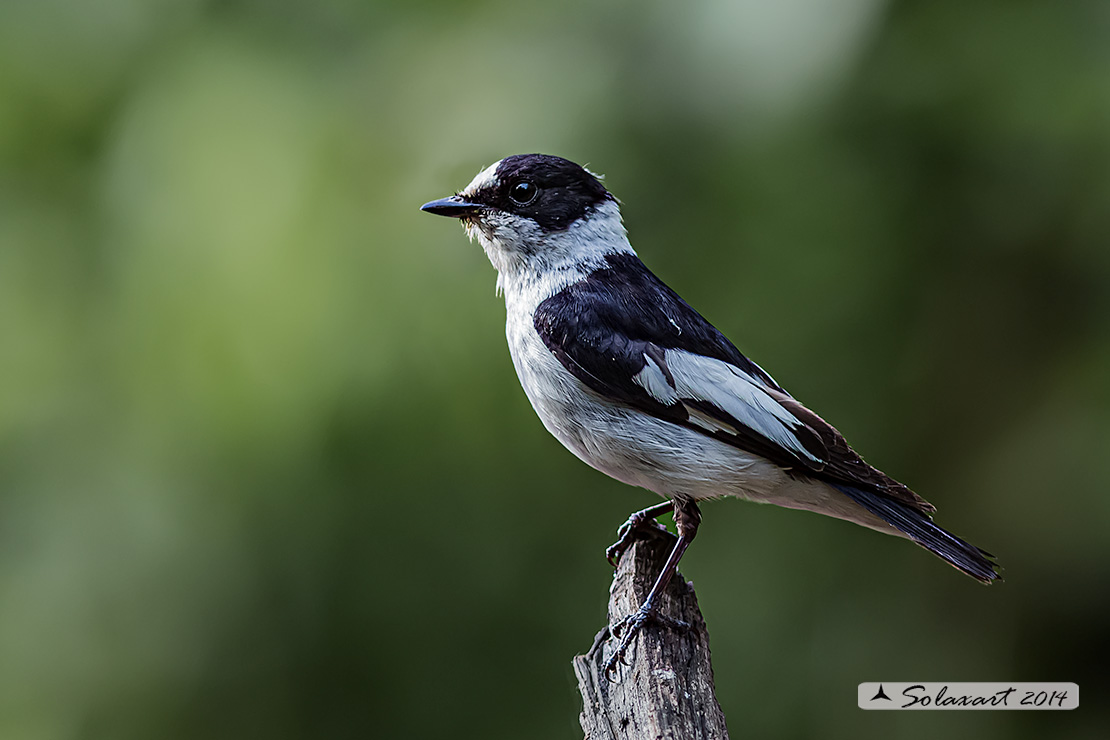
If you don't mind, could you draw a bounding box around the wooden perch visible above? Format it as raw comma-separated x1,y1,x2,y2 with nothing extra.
573,526,730,740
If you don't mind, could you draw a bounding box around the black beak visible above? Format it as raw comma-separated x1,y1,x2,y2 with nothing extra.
421,195,482,218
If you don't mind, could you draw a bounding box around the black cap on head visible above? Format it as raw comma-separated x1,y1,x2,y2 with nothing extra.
478,154,614,232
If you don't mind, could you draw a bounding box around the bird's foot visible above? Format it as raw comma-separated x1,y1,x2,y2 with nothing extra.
606,511,670,567
603,604,690,679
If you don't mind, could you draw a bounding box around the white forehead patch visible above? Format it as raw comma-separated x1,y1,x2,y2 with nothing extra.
460,160,502,198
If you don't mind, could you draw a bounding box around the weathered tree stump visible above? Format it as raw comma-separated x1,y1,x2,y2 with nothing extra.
573,526,730,739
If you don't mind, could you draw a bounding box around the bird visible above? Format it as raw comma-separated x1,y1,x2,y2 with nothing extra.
421,154,1000,674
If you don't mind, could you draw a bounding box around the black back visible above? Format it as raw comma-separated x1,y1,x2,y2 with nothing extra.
535,253,783,393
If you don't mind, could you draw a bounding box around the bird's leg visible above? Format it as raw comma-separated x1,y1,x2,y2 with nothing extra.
605,498,701,678
605,500,675,566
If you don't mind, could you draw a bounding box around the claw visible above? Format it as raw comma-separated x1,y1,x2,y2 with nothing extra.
602,605,691,678
605,544,622,568
606,507,671,567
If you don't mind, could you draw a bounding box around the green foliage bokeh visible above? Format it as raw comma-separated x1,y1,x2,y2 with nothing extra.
2,1,1108,738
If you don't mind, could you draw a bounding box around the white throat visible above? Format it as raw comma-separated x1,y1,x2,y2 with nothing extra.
468,199,636,312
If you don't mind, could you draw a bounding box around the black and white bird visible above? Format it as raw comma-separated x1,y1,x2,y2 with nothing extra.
422,154,1000,671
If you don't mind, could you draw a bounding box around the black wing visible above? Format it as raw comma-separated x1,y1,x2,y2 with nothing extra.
533,253,933,514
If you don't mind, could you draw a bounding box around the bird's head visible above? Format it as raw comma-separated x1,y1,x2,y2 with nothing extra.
422,154,632,285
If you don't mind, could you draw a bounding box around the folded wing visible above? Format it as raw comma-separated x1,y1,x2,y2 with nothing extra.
533,253,933,515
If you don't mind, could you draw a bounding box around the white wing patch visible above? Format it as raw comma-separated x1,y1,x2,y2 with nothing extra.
637,349,821,463
632,354,675,402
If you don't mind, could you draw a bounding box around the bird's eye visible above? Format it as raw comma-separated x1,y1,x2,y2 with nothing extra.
508,180,539,206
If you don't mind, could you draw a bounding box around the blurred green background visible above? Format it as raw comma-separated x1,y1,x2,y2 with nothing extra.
2,0,1108,738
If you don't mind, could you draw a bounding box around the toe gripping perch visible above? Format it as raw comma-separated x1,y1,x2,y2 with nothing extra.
602,498,701,678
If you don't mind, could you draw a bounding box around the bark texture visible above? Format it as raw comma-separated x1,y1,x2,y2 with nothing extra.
573,526,730,740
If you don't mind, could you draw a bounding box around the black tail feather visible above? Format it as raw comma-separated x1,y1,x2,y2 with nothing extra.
831,483,1001,584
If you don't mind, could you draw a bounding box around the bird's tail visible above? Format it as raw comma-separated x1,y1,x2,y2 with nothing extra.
831,483,1001,584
